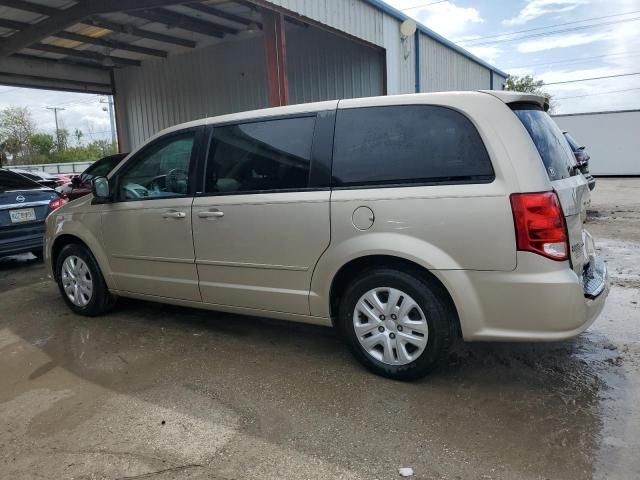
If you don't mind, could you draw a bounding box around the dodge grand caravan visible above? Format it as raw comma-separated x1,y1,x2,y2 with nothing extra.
45,91,608,380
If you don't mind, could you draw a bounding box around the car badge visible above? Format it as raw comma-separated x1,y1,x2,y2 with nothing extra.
16,194,25,203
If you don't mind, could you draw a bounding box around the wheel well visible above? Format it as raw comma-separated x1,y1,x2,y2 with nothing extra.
329,255,461,336
51,235,90,280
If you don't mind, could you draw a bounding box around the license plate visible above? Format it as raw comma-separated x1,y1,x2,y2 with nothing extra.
9,208,36,223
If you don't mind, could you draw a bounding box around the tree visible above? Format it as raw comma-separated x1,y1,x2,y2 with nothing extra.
505,75,555,111
74,128,84,146
30,133,55,157
0,106,35,165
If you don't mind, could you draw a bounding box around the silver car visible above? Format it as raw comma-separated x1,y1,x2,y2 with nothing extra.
45,91,608,380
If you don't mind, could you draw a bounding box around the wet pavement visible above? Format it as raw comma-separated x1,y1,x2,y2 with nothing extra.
1,178,639,479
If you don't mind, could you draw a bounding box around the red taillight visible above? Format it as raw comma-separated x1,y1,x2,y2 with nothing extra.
510,192,569,261
49,197,68,211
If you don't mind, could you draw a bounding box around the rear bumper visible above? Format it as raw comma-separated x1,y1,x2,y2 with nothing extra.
440,252,609,342
0,234,44,257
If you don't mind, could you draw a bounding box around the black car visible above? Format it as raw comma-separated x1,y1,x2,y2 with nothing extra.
0,169,65,259
563,131,596,191
8,168,60,189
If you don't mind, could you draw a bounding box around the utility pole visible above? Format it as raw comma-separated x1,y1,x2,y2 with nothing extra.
46,106,65,150
100,96,117,148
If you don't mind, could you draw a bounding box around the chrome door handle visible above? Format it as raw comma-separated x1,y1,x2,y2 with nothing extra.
198,210,224,218
162,211,186,219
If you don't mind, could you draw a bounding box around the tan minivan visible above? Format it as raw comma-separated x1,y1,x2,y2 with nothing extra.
45,91,608,380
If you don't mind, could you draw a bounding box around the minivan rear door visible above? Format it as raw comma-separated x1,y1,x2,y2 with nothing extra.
512,105,591,276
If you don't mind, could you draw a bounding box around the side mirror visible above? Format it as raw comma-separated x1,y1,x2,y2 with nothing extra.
92,176,112,204
71,176,81,187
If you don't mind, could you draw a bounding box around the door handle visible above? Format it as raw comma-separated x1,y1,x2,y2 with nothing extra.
162,211,186,219
198,210,224,218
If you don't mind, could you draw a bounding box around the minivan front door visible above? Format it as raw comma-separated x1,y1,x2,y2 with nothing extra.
101,130,202,301
192,115,331,315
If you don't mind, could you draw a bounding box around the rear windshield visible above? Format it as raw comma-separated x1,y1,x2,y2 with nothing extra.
512,104,576,181
0,169,41,192
563,132,581,151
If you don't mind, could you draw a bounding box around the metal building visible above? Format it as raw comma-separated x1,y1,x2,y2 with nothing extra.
0,0,508,151
553,110,640,176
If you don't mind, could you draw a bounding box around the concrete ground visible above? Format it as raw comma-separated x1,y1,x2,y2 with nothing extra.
1,178,639,480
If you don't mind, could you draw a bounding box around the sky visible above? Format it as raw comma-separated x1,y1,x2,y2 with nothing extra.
386,0,640,113
1,0,639,141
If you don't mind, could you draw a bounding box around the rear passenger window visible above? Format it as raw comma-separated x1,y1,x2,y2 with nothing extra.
332,105,494,187
204,116,315,194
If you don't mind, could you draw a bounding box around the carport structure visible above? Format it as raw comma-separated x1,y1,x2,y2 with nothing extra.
0,0,507,151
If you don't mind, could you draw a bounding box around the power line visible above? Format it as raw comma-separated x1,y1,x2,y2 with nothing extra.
503,51,640,70
458,9,640,44
400,0,448,11
555,87,640,100
466,16,640,47
545,72,640,85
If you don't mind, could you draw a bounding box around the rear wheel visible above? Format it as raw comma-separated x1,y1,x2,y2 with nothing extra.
338,268,452,380
55,243,115,316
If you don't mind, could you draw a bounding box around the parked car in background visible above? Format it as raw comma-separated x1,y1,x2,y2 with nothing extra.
45,91,608,380
58,153,128,201
54,173,74,186
8,168,60,189
1,169,65,259
563,131,596,191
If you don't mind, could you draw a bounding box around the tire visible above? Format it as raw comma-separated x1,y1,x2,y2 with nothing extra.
55,243,116,316
337,268,453,381
31,249,44,261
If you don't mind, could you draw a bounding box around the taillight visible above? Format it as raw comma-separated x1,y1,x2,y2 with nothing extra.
49,197,68,211
510,192,568,261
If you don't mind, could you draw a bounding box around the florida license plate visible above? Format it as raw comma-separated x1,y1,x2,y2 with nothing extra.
9,208,36,223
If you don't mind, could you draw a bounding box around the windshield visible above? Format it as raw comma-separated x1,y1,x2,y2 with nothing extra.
0,169,42,192
512,104,576,181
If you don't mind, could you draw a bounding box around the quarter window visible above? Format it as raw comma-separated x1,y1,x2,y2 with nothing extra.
332,105,494,187
119,132,195,200
204,117,315,194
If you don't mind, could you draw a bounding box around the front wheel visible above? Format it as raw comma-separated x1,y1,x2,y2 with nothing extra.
55,243,116,316
338,268,453,381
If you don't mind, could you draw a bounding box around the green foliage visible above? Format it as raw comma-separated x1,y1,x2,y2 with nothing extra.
505,74,556,112
30,133,55,156
0,106,117,166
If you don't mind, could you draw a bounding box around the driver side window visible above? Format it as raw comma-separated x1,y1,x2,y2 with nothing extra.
119,132,195,200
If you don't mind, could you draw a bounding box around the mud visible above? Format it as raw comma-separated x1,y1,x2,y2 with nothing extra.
1,178,639,479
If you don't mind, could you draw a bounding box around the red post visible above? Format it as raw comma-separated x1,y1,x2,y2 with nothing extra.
262,8,289,107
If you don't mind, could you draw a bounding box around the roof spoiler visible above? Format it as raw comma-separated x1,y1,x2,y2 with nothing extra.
480,90,550,112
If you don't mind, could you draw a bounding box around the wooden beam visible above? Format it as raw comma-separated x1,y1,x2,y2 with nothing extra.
86,17,197,49
0,17,169,58
31,44,142,67
0,0,59,16
13,53,108,71
261,8,288,107
0,54,112,93
0,18,27,31
0,0,199,58
186,3,259,28
54,31,168,58
127,8,237,37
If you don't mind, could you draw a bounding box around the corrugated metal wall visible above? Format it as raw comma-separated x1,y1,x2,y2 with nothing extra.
114,36,269,151
382,14,415,95
492,71,507,90
266,0,384,47
286,24,385,103
115,25,386,150
419,34,491,92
